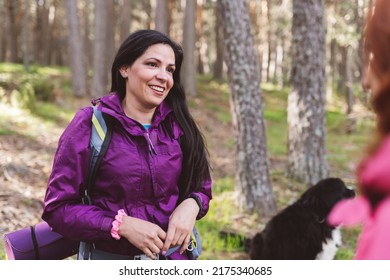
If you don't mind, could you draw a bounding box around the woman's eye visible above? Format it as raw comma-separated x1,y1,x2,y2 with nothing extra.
147,62,157,67
167,68,175,74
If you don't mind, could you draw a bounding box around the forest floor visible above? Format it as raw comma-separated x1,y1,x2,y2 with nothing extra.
0,72,373,260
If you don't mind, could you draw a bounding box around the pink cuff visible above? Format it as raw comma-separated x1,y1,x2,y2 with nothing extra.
110,209,127,240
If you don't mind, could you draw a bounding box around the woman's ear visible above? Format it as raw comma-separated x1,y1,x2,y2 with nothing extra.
119,66,128,78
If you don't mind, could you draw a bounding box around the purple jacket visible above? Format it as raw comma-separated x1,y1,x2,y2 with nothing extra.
42,93,212,259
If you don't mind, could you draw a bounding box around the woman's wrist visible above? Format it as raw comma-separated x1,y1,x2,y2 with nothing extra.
110,209,128,240
188,194,202,214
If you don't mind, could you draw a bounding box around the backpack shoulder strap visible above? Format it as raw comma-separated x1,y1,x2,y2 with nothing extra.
90,106,108,167
82,105,114,205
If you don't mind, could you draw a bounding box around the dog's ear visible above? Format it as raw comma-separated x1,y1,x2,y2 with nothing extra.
301,189,321,208
302,178,352,216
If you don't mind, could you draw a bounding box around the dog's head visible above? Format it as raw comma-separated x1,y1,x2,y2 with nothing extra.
299,177,355,221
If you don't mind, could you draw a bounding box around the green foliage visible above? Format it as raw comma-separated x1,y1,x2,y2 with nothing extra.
32,102,74,126
262,84,289,156
0,62,26,73
31,78,56,102
0,63,64,110
213,176,235,194
197,75,231,124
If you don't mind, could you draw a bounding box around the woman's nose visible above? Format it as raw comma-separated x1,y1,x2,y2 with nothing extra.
156,69,168,81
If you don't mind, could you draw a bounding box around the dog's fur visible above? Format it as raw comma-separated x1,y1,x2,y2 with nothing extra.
249,177,355,260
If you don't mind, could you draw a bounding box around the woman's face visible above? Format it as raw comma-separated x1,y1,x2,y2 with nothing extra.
121,43,176,110
363,60,381,96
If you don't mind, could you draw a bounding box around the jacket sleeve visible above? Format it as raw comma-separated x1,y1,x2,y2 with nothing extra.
41,107,114,242
187,171,212,220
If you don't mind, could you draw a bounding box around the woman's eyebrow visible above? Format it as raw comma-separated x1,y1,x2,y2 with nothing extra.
145,57,175,67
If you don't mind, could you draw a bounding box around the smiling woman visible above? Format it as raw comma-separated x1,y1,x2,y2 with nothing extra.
119,44,176,123
41,29,212,260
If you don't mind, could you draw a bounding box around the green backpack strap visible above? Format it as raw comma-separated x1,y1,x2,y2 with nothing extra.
82,105,114,205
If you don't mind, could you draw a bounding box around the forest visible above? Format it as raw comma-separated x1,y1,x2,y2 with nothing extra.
0,0,373,260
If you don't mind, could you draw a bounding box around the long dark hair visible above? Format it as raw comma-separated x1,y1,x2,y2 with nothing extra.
111,29,210,200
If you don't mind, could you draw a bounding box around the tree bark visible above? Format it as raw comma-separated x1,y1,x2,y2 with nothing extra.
65,0,87,97
219,0,277,218
213,1,224,82
92,0,110,98
181,0,197,96
22,0,30,70
0,5,5,61
6,0,19,62
119,0,132,42
288,0,329,185
155,0,169,34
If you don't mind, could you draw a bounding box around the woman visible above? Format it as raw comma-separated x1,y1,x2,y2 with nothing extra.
42,30,212,260
328,0,390,259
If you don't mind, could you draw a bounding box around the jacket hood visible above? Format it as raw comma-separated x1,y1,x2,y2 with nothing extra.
91,92,173,135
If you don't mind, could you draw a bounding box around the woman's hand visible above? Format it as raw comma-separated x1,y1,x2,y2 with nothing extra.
162,198,200,255
118,216,166,259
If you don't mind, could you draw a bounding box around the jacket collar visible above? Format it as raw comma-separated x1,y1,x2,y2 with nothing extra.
92,92,173,135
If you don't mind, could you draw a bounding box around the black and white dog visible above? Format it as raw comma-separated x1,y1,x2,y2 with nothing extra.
249,177,355,260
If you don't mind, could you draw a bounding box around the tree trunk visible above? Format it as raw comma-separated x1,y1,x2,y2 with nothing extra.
213,2,224,82
92,0,110,98
22,0,30,70
196,2,206,74
143,0,153,29
266,0,272,83
354,0,365,83
327,38,337,103
288,0,329,185
119,0,132,42
181,0,197,96
155,0,169,34
281,34,289,87
65,0,87,97
81,0,93,73
345,46,356,134
6,0,19,62
106,0,116,87
39,2,50,65
219,0,277,218
168,0,179,42
0,5,5,61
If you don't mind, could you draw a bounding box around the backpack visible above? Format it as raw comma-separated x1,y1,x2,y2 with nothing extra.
78,105,114,259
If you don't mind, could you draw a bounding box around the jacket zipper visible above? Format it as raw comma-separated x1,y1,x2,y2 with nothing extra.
145,131,157,156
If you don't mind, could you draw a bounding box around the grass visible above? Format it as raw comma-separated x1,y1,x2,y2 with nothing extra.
31,102,75,126
0,63,372,260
